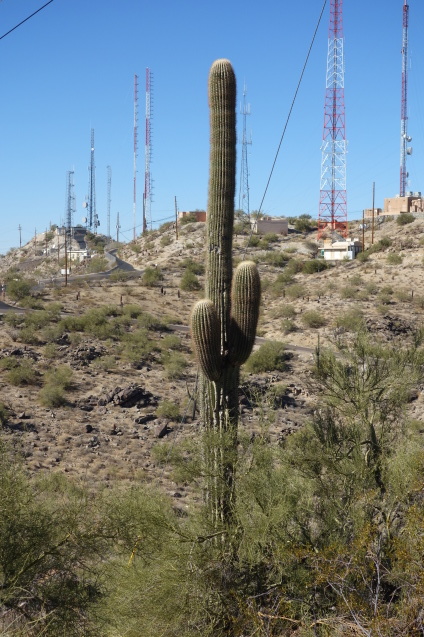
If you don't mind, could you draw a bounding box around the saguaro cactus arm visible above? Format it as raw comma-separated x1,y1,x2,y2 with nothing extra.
191,299,222,382
229,261,261,366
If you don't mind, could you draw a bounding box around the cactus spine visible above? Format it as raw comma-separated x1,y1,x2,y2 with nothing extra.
191,59,261,531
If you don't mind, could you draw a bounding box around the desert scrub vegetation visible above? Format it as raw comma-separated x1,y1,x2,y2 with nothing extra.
244,340,288,373
0,357,38,386
396,212,415,225
156,399,181,420
387,252,403,265
180,268,201,291
301,309,327,328
141,266,163,287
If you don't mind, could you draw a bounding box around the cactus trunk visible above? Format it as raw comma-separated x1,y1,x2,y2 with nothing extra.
191,59,261,534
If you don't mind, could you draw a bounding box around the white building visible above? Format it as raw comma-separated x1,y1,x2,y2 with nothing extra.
321,238,362,261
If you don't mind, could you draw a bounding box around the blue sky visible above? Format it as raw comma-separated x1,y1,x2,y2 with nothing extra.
0,0,423,253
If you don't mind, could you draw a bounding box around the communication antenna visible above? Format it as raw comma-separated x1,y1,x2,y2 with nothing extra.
133,74,138,241
317,0,348,238
400,0,411,197
238,83,252,220
143,68,153,232
84,129,98,232
65,169,76,229
107,165,112,238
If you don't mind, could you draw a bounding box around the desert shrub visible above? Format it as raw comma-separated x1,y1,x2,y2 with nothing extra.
137,311,167,331
44,365,73,391
122,304,143,319
365,281,378,295
161,334,183,351
39,384,67,408
302,259,328,274
379,236,392,248
262,251,290,267
91,355,118,372
285,259,304,275
285,283,306,299
0,403,10,426
281,319,298,334
181,258,205,275
262,232,279,244
279,303,296,318
162,351,188,379
160,235,172,247
244,341,288,373
129,242,141,254
302,310,326,328
142,266,163,287
387,253,403,265
356,251,369,262
340,285,359,300
334,308,364,331
180,269,201,291
394,288,411,302
122,328,158,364
6,277,34,301
397,212,415,225
156,400,180,419
4,360,37,386
246,234,260,248
86,256,109,273
109,268,131,282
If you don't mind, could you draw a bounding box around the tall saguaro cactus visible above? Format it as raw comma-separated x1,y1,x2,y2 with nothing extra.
191,59,261,532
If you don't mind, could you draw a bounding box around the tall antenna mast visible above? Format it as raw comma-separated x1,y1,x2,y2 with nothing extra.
133,74,139,241
317,0,348,239
85,129,98,232
238,83,252,220
400,0,411,197
65,169,75,229
107,165,112,238
143,68,153,233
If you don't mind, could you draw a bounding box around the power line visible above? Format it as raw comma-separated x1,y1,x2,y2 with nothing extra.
0,0,55,42
257,0,327,215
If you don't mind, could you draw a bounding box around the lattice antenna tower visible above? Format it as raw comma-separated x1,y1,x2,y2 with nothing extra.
85,129,98,232
133,74,138,241
107,165,112,238
317,0,348,239
65,169,75,229
238,83,252,220
400,0,412,197
143,68,153,233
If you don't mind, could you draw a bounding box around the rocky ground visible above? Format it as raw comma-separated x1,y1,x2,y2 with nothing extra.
1,215,424,505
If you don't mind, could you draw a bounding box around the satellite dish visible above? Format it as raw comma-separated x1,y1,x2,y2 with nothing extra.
407,147,413,155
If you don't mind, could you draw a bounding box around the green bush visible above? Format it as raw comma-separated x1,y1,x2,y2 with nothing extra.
180,269,201,291
244,341,288,373
44,365,74,390
262,251,290,267
160,235,172,247
6,277,34,301
334,308,364,331
142,266,163,287
109,268,131,282
156,400,180,419
281,318,298,334
396,212,415,226
86,256,109,273
4,360,37,386
162,351,188,379
0,402,10,426
279,303,296,318
285,283,306,299
301,310,326,328
302,259,328,274
181,258,205,275
39,383,67,408
387,253,403,265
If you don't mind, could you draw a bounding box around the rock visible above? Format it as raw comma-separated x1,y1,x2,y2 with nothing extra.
155,422,173,438
85,424,93,433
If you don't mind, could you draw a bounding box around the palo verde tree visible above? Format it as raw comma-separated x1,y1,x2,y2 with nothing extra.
191,59,261,535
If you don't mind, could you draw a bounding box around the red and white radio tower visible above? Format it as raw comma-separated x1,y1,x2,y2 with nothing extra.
133,74,138,241
143,68,153,233
400,0,411,197
317,0,348,239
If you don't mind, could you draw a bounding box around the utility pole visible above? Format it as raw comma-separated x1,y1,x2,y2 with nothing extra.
174,196,178,240
371,181,376,245
133,74,139,242
18,224,22,248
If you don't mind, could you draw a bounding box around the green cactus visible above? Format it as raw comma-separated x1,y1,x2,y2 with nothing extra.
190,59,261,531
